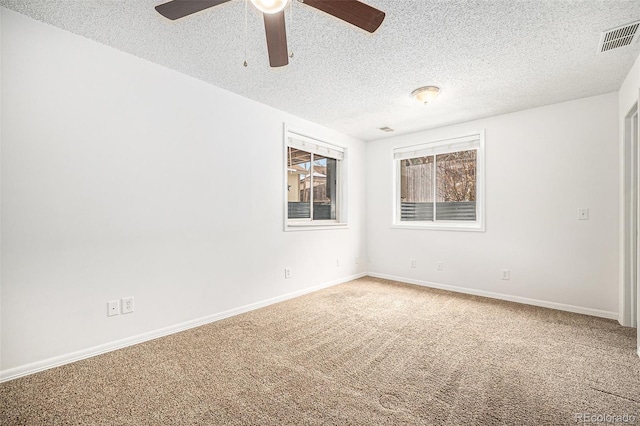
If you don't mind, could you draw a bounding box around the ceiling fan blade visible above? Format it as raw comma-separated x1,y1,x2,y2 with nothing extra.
155,0,232,20
263,11,289,68
302,0,385,33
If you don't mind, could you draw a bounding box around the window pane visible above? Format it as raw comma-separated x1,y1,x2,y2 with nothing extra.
400,156,434,221
287,148,311,219
312,154,337,220
436,150,476,221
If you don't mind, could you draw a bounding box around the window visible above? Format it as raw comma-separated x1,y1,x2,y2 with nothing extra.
393,132,485,231
285,130,346,230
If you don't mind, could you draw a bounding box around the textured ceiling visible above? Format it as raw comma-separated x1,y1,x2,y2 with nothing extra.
2,0,640,141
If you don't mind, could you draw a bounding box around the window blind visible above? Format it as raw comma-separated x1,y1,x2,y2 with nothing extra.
393,134,480,160
288,133,345,161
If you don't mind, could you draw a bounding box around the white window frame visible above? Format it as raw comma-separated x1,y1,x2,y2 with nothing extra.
284,127,348,231
392,131,485,232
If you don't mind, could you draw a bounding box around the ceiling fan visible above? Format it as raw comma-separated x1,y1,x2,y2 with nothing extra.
155,0,386,68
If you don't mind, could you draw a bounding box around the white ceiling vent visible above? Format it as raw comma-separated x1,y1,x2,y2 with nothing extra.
598,21,640,53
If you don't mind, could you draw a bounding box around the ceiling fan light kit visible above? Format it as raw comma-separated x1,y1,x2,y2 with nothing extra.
411,86,441,105
250,0,289,14
155,0,385,68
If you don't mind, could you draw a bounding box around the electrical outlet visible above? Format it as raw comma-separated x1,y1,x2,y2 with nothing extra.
121,296,134,314
410,258,416,268
437,261,444,271
284,267,291,279
501,269,511,280
336,258,341,267
107,300,119,317
367,256,372,263
355,257,359,265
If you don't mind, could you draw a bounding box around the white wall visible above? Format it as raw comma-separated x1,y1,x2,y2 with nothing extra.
0,8,366,378
366,93,620,316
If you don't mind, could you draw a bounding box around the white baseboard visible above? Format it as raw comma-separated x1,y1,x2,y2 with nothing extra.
367,272,619,320
0,273,366,383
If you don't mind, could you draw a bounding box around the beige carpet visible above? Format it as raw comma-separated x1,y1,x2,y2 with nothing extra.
1,277,639,425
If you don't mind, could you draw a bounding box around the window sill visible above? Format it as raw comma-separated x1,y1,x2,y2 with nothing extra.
285,222,349,232
392,222,485,232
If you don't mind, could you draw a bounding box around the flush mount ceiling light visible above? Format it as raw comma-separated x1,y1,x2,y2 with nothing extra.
411,86,440,105
250,0,289,14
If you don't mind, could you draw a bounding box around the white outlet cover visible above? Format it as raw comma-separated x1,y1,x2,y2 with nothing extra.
121,296,134,314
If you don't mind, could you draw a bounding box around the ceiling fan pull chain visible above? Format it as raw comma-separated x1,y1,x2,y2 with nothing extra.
288,0,294,59
243,0,248,67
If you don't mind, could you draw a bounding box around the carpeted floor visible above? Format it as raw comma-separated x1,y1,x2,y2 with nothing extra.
1,276,639,425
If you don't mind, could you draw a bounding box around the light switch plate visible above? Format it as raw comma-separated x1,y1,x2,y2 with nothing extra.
578,208,589,220
107,300,119,317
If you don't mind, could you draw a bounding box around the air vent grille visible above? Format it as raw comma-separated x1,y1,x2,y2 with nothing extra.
598,21,640,53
